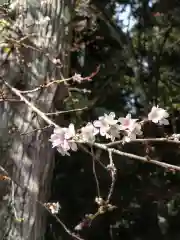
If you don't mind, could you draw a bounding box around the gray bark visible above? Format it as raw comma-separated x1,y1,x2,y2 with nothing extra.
0,0,73,239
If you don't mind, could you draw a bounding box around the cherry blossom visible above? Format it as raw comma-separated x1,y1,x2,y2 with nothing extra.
74,217,91,231
80,122,99,142
172,134,180,141
123,122,142,142
118,114,138,131
148,106,169,125
64,123,76,139
50,124,77,156
95,197,104,206
49,106,170,155
72,73,83,83
106,124,121,141
93,112,118,138
44,202,60,214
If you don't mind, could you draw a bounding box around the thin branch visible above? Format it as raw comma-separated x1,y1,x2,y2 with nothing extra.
68,88,91,94
0,98,23,102
4,35,63,68
16,65,99,95
93,142,180,172
18,77,72,94
46,107,88,116
91,147,101,197
78,144,108,171
39,202,84,240
106,150,116,202
0,165,9,176
10,180,22,221
106,137,180,146
20,125,53,136
105,138,180,147
4,81,59,128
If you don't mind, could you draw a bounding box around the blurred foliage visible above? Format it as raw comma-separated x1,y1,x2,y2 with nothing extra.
45,0,180,239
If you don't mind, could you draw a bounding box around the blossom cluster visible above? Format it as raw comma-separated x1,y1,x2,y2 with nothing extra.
50,106,169,156
44,202,60,214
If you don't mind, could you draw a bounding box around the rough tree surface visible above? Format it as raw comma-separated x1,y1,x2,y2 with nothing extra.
0,0,72,239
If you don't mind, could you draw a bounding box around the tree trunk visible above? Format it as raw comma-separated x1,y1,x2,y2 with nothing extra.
0,0,73,239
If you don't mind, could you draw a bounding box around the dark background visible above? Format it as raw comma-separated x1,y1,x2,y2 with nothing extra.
46,1,180,239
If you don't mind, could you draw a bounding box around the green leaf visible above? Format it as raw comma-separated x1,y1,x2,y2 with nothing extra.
3,47,11,54
0,19,10,27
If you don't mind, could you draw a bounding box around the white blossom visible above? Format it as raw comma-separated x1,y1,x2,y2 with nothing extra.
72,73,83,83
80,122,99,142
64,123,76,139
123,122,142,142
74,223,83,231
172,134,180,141
95,197,104,205
93,112,118,138
118,114,138,131
118,113,141,142
148,106,169,125
50,124,77,156
106,124,121,141
44,202,60,214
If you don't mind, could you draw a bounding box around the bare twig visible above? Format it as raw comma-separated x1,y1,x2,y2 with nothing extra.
4,35,63,68
78,144,107,171
106,137,180,147
91,147,101,197
4,81,59,128
0,98,23,102
46,106,88,116
18,77,72,94
20,124,53,136
16,65,99,95
106,150,116,202
93,142,180,172
39,201,84,240
68,87,91,94
0,165,9,176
